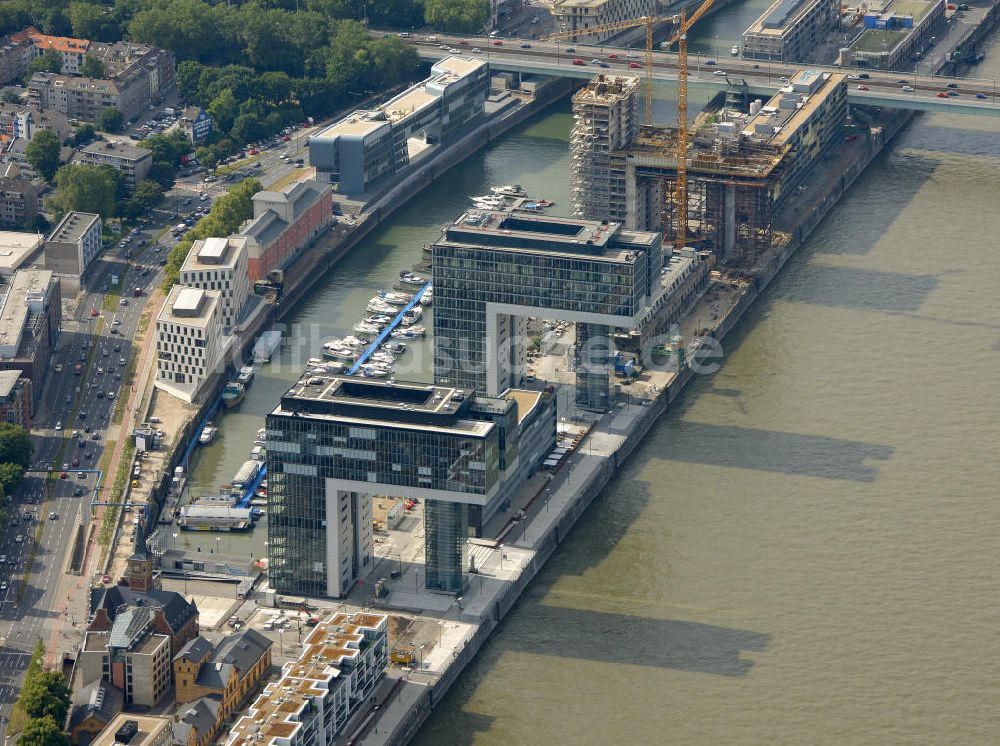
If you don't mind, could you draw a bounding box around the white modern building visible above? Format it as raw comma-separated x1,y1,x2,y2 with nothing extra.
154,287,227,403
179,236,250,332
309,57,489,198
44,211,102,278
226,612,388,746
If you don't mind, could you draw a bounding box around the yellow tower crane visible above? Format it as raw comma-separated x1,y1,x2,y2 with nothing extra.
541,15,670,126
540,0,715,249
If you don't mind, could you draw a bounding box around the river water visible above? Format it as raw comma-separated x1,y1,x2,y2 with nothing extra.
183,21,1000,743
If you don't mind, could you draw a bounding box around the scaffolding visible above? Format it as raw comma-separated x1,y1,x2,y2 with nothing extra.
570,75,640,223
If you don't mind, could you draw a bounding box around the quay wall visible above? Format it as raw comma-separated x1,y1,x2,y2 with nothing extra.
378,109,921,746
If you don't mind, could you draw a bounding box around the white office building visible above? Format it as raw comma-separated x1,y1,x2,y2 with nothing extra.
45,211,102,278
154,287,227,403
179,236,250,333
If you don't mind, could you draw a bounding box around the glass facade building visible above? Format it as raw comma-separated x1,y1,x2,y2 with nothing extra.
266,376,504,595
432,210,662,409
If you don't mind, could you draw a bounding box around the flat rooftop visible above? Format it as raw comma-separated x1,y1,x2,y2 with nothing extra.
506,389,543,425
80,140,152,161
0,369,21,397
47,212,99,244
274,374,495,436
92,714,170,746
573,75,640,106
747,0,825,35
851,28,908,53
0,269,51,358
741,69,845,147
0,231,43,273
158,285,220,328
440,208,657,263
181,236,245,272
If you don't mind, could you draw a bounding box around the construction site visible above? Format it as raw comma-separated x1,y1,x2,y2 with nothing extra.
569,68,849,268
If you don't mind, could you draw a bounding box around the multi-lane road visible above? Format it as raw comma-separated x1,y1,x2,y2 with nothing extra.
404,32,1000,115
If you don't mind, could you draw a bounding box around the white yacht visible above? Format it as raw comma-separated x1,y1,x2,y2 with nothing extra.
199,425,217,445
401,307,423,326
731,45,739,55
491,184,527,197
399,271,427,286
377,291,412,306
391,325,426,339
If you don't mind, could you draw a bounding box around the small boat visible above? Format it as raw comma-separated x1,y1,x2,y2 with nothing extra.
199,425,217,445
383,341,407,355
342,336,368,349
401,307,423,325
731,45,739,55
237,365,255,385
533,197,554,207
323,344,357,361
420,288,433,306
377,291,412,306
251,507,264,518
399,271,427,286
491,184,527,198
363,314,392,326
367,299,397,314
359,364,391,378
353,321,383,336
391,325,426,339
519,202,544,212
222,381,245,408
370,352,397,365
249,497,267,506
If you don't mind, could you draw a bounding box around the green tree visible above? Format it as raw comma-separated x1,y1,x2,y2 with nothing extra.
80,55,104,79
140,131,190,167
208,89,239,133
423,0,488,33
1,89,21,104
49,164,121,219
122,179,164,218
230,112,265,144
0,463,25,491
127,0,217,62
72,123,96,146
25,130,61,182
0,423,32,469
147,161,176,190
17,715,68,746
21,671,71,724
69,2,119,42
97,107,124,133
25,49,63,80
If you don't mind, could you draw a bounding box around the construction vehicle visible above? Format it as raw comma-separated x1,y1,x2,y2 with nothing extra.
540,0,716,252
390,646,416,665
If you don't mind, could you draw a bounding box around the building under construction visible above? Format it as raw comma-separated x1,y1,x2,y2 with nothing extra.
571,69,848,266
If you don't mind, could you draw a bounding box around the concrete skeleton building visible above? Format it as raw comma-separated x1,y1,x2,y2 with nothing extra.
551,0,660,43
179,236,250,332
569,70,847,264
570,75,641,225
75,140,153,190
266,374,556,595
309,56,489,197
742,0,840,62
154,286,228,404
44,211,102,278
225,612,388,746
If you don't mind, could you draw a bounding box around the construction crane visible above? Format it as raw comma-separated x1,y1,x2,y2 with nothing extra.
541,15,674,126
661,0,715,252
541,0,715,249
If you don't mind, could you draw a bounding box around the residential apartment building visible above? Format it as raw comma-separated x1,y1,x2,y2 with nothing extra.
742,0,839,62
45,211,102,277
80,606,174,708
178,106,212,144
432,209,662,410
76,140,152,189
551,0,659,43
0,33,35,86
179,237,250,332
0,103,73,142
155,286,227,404
0,269,60,409
309,56,488,197
226,613,388,746
0,165,39,228
237,180,332,282
87,41,176,99
92,715,172,746
0,370,30,429
21,30,90,74
173,630,272,724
